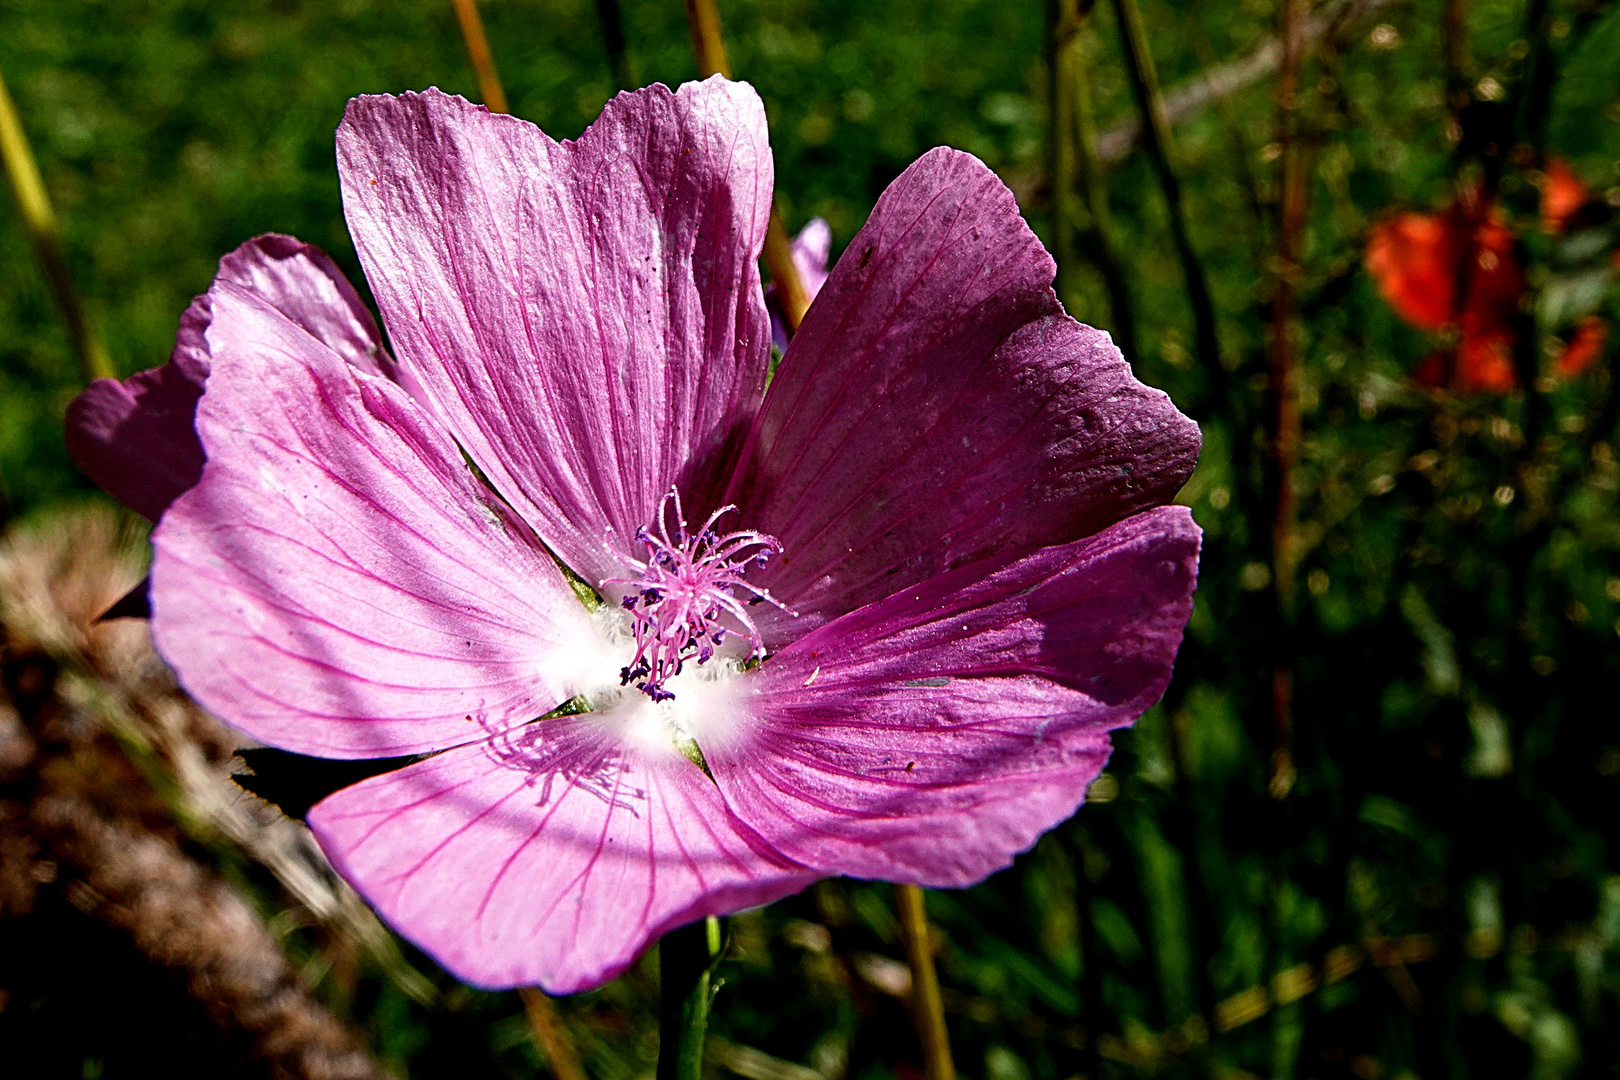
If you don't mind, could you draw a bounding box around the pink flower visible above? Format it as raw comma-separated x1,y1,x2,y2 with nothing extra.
66,79,1201,993
766,217,832,351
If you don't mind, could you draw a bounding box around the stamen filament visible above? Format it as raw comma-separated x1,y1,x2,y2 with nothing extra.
602,489,792,701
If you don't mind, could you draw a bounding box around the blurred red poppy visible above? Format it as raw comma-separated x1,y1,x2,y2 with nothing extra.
1540,158,1590,234
1555,316,1608,378
1366,186,1523,393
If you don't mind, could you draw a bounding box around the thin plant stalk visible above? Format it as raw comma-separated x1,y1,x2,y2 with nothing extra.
1515,0,1554,163
595,0,637,91
1049,0,1137,359
1047,0,1081,306
895,884,956,1080
682,0,810,333
1070,16,1139,363
658,916,723,1080
1441,0,1472,116
450,0,510,115
0,66,114,383
1268,0,1310,801
521,988,589,1080
1093,0,1406,167
1263,23,1313,1076
763,217,812,333
684,0,732,80
1108,0,1220,374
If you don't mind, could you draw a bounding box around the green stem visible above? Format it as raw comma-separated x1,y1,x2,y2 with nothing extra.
1109,0,1220,375
1049,1,1138,360
0,65,113,383
1441,0,1472,116
1514,0,1554,162
1071,20,1138,364
895,884,955,1080
1047,0,1080,306
1268,0,1308,803
658,916,722,1080
594,0,637,90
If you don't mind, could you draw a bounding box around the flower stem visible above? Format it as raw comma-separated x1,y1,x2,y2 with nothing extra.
658,916,723,1080
449,0,510,114
894,884,955,1080
0,66,113,383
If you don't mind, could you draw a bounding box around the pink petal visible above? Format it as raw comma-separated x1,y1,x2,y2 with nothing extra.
730,149,1201,640
792,217,833,297
65,235,391,520
337,81,773,592
213,233,394,379
707,506,1201,887
307,713,815,992
151,280,597,758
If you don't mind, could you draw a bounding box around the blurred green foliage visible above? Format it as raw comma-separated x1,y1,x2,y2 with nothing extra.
3,1,1620,1079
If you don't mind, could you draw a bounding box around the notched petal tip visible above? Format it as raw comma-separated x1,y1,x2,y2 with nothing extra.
340,76,768,153
336,65,775,595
